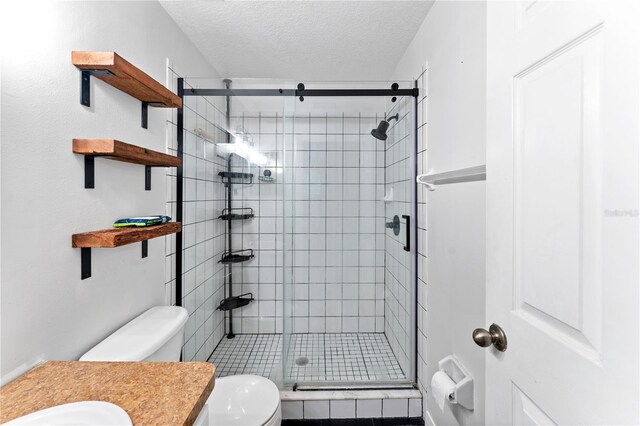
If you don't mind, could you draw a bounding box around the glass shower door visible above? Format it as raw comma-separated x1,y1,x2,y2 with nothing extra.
282,84,417,388
381,93,417,383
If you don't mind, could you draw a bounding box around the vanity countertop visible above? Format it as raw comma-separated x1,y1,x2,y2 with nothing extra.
0,361,216,425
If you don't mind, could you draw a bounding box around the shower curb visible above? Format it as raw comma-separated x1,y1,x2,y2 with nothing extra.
280,389,421,401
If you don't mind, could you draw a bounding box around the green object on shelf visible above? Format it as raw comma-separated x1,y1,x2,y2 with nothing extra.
113,216,171,228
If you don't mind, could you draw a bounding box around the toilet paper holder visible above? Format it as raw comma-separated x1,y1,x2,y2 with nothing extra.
438,356,474,410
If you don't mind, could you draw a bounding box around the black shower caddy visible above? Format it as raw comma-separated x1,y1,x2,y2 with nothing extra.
216,151,255,338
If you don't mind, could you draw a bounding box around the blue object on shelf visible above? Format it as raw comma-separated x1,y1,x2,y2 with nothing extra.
113,215,171,228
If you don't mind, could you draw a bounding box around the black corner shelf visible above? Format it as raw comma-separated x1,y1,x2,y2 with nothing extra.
218,171,254,185
218,207,255,221
219,249,254,264
217,293,254,311
217,142,256,338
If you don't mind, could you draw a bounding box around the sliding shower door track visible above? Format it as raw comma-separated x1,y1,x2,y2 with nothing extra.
291,383,418,392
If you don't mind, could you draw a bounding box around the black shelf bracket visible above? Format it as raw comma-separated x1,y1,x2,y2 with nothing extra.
84,156,95,189
81,71,91,107
81,248,91,280
79,69,153,130
80,69,115,107
82,158,153,190
141,102,149,129
142,101,165,129
81,241,150,280
145,166,152,190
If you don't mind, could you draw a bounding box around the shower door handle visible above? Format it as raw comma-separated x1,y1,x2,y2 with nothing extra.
402,215,410,252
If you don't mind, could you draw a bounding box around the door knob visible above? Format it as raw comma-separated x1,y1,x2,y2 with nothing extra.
472,323,507,352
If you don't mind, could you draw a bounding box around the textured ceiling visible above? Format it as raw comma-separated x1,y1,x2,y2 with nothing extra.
160,0,434,81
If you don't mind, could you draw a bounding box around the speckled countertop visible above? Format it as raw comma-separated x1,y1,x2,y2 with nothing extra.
0,361,215,425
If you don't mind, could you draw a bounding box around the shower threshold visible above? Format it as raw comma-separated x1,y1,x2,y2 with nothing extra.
291,383,417,392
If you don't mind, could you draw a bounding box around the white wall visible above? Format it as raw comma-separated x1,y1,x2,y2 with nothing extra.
0,0,217,382
391,2,487,425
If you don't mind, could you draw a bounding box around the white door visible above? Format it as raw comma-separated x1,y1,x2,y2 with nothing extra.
486,1,639,424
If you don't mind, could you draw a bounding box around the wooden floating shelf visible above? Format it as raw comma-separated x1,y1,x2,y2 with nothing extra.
73,139,181,167
72,51,182,108
72,222,181,248
73,139,181,189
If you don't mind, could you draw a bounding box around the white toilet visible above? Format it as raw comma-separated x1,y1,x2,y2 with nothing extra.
80,306,281,426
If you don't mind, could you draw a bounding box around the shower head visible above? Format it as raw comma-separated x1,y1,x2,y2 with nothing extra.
371,113,399,141
371,121,390,141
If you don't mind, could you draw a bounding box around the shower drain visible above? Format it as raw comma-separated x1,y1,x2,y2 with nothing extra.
295,357,309,366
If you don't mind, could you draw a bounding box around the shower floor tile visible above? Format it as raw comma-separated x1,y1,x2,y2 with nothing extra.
208,333,405,383
209,334,282,380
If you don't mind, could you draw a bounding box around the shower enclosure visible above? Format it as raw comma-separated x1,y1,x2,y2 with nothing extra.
171,78,418,389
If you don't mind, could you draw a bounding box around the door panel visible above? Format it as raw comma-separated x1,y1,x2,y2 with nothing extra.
487,1,639,424
512,385,556,426
514,27,603,357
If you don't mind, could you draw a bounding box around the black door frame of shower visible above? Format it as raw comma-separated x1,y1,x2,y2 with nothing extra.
175,79,420,383
180,83,418,99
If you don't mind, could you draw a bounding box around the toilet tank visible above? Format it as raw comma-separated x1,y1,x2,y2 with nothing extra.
80,306,189,362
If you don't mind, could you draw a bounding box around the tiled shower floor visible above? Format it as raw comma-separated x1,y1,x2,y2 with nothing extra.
208,333,405,384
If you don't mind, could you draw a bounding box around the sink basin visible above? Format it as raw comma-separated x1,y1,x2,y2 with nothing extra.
4,401,132,425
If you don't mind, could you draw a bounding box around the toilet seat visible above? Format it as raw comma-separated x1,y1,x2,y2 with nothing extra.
207,375,281,426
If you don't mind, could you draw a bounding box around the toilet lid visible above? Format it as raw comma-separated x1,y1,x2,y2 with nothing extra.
207,375,280,426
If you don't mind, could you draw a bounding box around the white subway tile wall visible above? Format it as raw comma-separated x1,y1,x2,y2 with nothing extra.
226,113,285,335
384,95,415,377
303,400,330,419
330,400,356,419
165,72,228,362
282,394,422,420
409,397,423,417
356,399,382,418
382,398,409,418
286,114,387,334
282,400,304,419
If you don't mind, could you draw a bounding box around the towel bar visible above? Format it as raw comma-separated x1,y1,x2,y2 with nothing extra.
417,165,486,190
